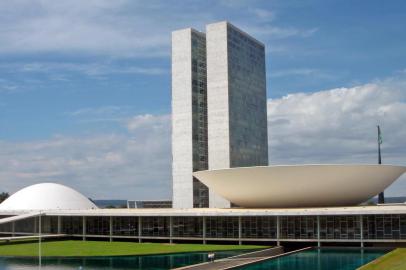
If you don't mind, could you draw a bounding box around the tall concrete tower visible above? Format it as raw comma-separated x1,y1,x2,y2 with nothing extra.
172,28,209,208
206,22,268,208
172,22,268,209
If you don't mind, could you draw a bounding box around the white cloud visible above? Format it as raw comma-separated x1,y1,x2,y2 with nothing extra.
242,25,318,40
269,68,335,80
268,81,405,163
2,62,167,77
0,114,171,200
0,1,169,57
251,8,276,22
267,77,406,196
69,106,127,117
66,106,130,123
127,114,170,132
1,77,405,199
0,78,19,93
0,1,317,58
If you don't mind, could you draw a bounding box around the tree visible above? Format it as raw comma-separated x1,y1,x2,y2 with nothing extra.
0,192,9,203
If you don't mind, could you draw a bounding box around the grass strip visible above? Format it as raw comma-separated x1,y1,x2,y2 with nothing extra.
358,248,406,270
0,240,268,257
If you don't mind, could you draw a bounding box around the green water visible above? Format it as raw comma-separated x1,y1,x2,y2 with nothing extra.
237,248,388,270
0,248,389,269
0,250,246,269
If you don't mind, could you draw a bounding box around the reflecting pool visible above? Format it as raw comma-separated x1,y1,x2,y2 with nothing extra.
237,248,389,270
0,250,247,270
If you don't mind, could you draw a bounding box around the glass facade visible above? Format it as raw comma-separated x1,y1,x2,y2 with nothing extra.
227,25,268,167
173,217,203,238
61,216,83,235
0,222,11,233
141,217,170,237
41,216,58,234
241,216,277,239
15,217,37,233
191,31,209,208
2,214,406,242
363,214,406,240
206,217,239,238
280,216,318,239
0,216,12,233
112,216,138,236
320,216,361,240
86,216,110,235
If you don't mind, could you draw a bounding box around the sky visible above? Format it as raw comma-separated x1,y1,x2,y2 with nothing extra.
0,0,405,200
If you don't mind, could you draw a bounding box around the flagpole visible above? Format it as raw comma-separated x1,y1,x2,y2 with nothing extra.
377,125,384,204
378,125,382,165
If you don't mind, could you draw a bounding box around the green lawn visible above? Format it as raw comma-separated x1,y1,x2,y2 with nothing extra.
0,240,267,257
359,248,406,270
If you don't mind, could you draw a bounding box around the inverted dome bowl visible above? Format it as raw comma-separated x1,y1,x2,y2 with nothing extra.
193,165,406,208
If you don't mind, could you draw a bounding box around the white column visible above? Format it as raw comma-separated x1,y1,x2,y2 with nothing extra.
202,216,206,244
276,216,280,246
109,216,113,242
317,216,321,247
138,216,142,243
238,216,242,245
82,216,86,241
169,216,173,244
360,215,364,248
57,216,62,235
39,212,42,267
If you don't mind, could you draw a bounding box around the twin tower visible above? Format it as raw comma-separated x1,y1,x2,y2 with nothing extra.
172,21,268,208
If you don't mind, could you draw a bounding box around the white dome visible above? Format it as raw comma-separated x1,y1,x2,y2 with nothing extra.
0,183,98,210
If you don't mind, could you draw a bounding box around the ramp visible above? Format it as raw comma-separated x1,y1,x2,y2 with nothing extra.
0,212,41,225
173,246,313,270
173,246,285,270
0,234,66,241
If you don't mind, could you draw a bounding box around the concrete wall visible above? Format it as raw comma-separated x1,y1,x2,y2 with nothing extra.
206,22,232,208
172,29,194,209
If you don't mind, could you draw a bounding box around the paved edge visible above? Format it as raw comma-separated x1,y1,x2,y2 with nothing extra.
173,246,286,270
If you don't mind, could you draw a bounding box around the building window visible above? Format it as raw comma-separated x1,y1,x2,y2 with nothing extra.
61,216,83,235
113,217,138,236
206,217,239,238
86,216,110,235
141,217,170,237
173,217,203,238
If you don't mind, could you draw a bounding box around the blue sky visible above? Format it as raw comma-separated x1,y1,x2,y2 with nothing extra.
0,0,405,199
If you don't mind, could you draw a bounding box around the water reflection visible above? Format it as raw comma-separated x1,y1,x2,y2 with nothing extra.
0,250,246,270
238,248,390,270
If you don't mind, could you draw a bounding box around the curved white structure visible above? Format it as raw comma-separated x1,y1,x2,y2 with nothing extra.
193,165,406,208
0,183,98,211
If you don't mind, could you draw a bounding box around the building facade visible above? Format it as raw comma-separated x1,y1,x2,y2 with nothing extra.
172,22,268,209
172,28,209,208
2,206,406,247
206,22,268,208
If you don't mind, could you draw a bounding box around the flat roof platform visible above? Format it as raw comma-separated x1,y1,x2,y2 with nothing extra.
1,204,406,217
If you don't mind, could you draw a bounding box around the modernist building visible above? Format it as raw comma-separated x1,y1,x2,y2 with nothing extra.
172,21,268,209
1,21,406,249
2,183,406,247
172,28,209,209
